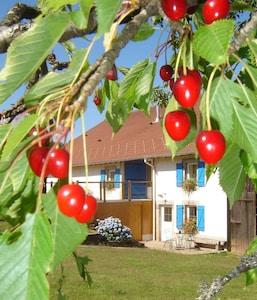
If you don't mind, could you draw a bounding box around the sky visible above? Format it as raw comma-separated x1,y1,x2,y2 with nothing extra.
0,0,165,137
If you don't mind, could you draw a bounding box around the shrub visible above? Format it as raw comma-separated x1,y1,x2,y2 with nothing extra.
95,216,133,242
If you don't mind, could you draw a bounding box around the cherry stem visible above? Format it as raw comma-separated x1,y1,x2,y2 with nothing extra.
68,111,77,185
206,65,219,131
80,110,89,194
174,37,186,81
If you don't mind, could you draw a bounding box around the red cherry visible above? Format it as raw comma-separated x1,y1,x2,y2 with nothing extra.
28,147,50,177
196,130,226,164
93,96,101,106
106,64,118,81
187,69,202,88
161,0,187,21
203,0,230,24
29,127,49,147
169,78,174,91
48,148,69,179
160,64,173,81
187,5,198,14
164,110,191,141
75,194,98,223
173,75,201,108
57,184,85,217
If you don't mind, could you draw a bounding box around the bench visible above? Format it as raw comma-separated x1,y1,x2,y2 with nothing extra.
194,236,227,250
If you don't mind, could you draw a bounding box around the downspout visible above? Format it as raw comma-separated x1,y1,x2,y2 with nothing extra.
144,158,156,241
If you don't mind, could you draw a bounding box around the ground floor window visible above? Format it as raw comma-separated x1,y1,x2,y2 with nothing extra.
164,207,172,222
176,205,205,231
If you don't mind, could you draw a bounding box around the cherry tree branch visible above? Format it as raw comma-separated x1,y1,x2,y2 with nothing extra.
196,252,257,300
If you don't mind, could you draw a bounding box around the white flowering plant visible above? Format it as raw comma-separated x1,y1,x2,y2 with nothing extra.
95,216,133,242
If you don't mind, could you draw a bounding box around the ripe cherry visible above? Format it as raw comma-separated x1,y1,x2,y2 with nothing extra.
202,0,230,24
48,148,69,179
173,74,201,108
161,0,187,21
196,130,226,164
28,147,50,177
57,184,85,217
106,64,118,81
75,194,98,223
93,96,101,106
187,69,202,88
29,127,49,147
169,78,174,91
160,64,173,81
164,110,191,141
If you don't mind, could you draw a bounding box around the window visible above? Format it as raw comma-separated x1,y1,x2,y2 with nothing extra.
184,161,197,180
164,207,172,222
100,168,120,188
176,205,205,231
176,161,205,187
185,205,197,221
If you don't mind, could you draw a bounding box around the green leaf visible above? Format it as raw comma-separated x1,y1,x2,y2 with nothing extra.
70,10,88,29
162,99,197,158
95,0,122,38
132,22,155,42
1,114,38,161
119,59,149,98
96,86,107,113
0,12,70,104
201,77,234,138
25,49,90,106
80,0,94,25
245,237,257,286
73,251,92,286
193,20,234,65
0,212,53,300
228,82,257,162
42,185,88,271
38,0,79,13
219,143,246,206
240,150,257,191
105,80,130,133
230,1,256,11
135,62,157,114
9,152,30,193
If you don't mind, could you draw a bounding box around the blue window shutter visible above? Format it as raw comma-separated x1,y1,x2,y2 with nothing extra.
114,168,120,188
176,163,183,187
197,161,205,187
197,206,205,231
100,170,106,182
176,205,183,229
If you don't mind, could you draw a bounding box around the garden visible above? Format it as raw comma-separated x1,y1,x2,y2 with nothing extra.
49,245,257,300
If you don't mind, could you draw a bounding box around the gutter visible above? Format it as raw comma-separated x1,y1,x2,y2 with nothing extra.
144,158,156,241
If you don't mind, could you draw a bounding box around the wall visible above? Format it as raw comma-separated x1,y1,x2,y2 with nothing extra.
154,156,228,242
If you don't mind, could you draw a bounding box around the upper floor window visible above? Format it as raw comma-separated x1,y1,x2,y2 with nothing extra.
176,161,205,187
184,160,197,180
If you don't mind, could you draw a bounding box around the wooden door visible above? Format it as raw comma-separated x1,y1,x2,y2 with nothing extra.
229,178,256,255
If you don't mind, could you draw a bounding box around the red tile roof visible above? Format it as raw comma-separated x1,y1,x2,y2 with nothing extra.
70,106,195,166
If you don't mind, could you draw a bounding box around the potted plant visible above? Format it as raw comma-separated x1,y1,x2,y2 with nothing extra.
182,178,197,194
182,218,198,236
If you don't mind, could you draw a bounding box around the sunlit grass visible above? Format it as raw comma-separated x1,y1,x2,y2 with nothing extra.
49,245,257,300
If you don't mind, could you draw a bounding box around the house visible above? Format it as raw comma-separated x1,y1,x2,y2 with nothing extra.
48,106,256,254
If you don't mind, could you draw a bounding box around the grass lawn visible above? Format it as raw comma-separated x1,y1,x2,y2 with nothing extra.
49,245,257,300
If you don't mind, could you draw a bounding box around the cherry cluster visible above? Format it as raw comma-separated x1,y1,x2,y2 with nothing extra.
28,127,69,179
161,0,230,24
159,0,229,165
28,127,97,223
161,64,225,165
57,184,97,224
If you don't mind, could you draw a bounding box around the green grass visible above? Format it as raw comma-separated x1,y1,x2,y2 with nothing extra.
49,245,257,300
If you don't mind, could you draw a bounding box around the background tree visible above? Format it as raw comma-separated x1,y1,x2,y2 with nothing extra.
0,0,256,299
